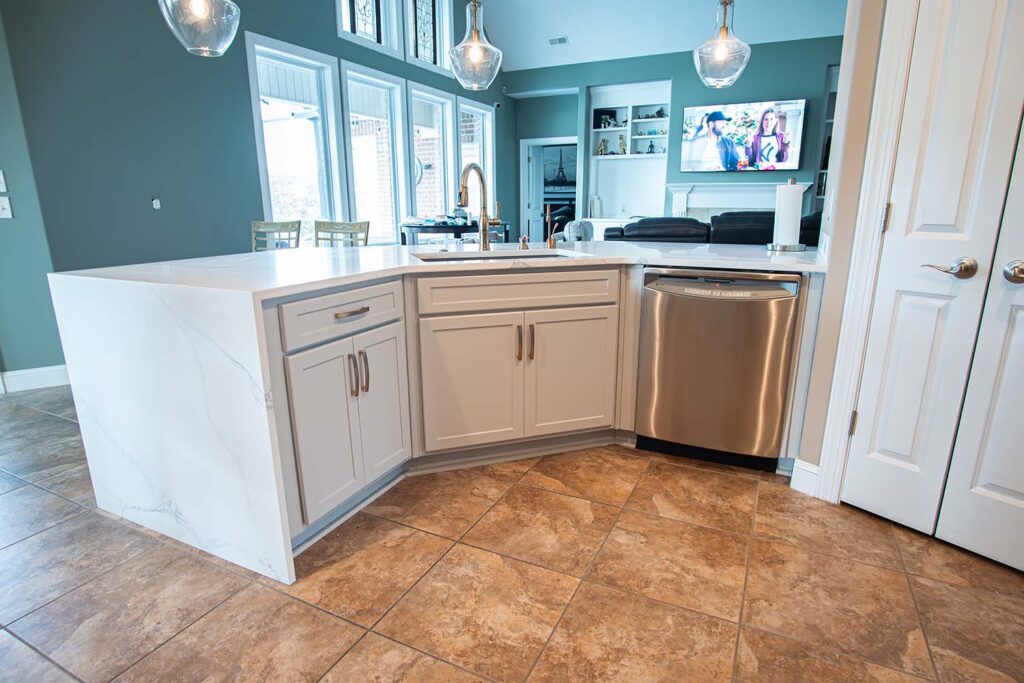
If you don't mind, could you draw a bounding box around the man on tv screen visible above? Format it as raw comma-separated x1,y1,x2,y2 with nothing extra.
693,111,741,171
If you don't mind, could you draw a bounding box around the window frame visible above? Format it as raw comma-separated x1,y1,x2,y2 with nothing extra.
340,61,410,245
404,0,454,77
407,83,457,218
244,32,349,231
337,0,404,59
456,97,497,213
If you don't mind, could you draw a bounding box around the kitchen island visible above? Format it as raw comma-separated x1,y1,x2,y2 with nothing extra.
48,242,827,582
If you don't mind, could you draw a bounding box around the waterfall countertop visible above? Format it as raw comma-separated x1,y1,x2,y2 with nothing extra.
49,241,828,302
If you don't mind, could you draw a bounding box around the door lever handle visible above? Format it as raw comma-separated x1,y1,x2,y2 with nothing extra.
1004,260,1024,284
920,257,978,280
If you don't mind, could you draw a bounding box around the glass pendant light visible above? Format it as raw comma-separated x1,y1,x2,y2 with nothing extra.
449,0,502,91
693,0,751,88
158,0,241,58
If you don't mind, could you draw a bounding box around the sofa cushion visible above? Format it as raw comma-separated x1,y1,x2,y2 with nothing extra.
620,217,710,243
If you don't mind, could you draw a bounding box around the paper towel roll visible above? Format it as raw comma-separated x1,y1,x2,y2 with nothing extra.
773,180,803,246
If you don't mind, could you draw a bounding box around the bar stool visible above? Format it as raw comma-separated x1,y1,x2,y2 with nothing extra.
314,221,370,247
251,221,301,251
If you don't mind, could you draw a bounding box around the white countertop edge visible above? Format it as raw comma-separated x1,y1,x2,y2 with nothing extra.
49,242,828,302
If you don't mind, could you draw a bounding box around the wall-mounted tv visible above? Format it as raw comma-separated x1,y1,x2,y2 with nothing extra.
680,99,806,172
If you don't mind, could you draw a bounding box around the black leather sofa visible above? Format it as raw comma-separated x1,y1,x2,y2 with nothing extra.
603,217,710,243
602,211,821,246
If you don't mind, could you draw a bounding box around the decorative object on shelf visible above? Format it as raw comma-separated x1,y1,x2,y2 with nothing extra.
648,141,656,154
619,134,627,155
158,0,240,57
590,194,603,218
655,107,666,118
768,179,807,252
694,0,751,88
596,138,609,156
450,0,502,91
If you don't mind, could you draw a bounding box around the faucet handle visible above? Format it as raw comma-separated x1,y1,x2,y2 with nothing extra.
487,201,502,226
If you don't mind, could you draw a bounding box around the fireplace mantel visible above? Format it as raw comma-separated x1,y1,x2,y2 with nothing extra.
666,182,812,216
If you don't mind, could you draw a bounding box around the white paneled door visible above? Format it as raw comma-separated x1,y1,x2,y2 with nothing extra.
935,132,1024,570
841,0,1024,531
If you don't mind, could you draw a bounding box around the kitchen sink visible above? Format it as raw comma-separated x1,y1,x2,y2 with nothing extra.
413,250,570,262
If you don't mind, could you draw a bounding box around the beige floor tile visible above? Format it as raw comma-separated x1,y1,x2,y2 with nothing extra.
281,513,451,626
375,544,577,682
588,510,748,621
735,627,927,682
0,512,158,624
0,434,86,483
529,581,736,682
912,575,1024,682
36,465,95,507
743,539,933,677
626,460,758,534
4,386,77,421
0,630,75,682
464,484,618,576
893,526,1024,595
363,470,509,538
755,481,902,569
637,450,763,480
0,470,26,495
0,407,80,456
0,485,83,549
519,447,648,505
115,584,363,682
323,633,484,682
10,544,250,683
464,456,540,482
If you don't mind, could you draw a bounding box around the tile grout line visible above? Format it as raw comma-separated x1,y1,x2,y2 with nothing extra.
730,478,761,681
893,525,943,682
521,456,653,681
0,502,88,553
2,627,88,683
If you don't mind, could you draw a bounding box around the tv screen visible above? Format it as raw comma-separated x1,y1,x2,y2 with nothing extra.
680,99,806,172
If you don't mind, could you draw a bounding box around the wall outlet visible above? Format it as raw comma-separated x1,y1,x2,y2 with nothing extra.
0,170,6,193
151,196,162,211
0,196,12,219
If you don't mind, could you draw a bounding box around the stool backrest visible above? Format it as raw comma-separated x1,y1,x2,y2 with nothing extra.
252,221,301,251
314,221,370,247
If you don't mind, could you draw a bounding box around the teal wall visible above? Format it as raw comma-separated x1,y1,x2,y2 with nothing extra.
0,0,517,275
515,94,579,140
504,36,843,214
0,12,63,372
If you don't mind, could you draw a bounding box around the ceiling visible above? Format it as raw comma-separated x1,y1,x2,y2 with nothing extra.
484,0,847,72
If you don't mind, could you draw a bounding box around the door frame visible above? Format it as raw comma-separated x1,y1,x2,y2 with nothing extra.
815,0,933,503
518,136,580,240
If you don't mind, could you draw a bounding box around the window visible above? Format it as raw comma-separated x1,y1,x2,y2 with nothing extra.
342,63,408,244
246,34,346,245
337,0,401,56
409,85,456,218
406,0,452,73
457,98,495,220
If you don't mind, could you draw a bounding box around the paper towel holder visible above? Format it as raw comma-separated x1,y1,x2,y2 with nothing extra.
767,178,807,252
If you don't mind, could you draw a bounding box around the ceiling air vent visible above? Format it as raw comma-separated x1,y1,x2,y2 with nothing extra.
548,35,569,46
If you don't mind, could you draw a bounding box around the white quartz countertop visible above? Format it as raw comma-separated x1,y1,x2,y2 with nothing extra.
51,241,827,301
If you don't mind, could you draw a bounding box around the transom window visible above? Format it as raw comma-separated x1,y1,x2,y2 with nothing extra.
349,0,382,43
413,0,437,64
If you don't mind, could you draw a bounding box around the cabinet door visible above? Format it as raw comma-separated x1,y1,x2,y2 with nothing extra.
353,321,412,481
285,336,364,522
524,306,619,437
420,311,525,451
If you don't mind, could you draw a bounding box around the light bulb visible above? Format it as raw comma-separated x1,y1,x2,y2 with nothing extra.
468,44,483,63
188,0,210,19
714,40,728,61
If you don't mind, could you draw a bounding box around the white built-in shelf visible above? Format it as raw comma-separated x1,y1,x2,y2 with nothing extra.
592,126,628,133
633,134,667,139
633,117,670,124
594,153,667,161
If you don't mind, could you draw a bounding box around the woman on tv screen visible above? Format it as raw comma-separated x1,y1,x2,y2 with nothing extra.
746,107,790,170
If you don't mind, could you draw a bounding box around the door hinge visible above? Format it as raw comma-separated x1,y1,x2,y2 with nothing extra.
880,202,893,233
848,409,859,436
527,156,532,163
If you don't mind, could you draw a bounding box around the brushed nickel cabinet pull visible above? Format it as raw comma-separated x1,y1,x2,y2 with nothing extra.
334,306,370,321
528,323,536,361
516,325,523,362
347,354,360,397
359,349,370,393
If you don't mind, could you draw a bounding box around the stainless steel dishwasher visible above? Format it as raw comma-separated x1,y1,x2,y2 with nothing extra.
635,268,804,462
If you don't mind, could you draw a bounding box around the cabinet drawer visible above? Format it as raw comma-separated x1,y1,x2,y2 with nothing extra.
279,280,402,352
417,269,620,315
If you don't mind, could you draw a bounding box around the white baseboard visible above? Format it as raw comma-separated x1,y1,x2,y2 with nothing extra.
790,459,821,497
0,364,69,394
